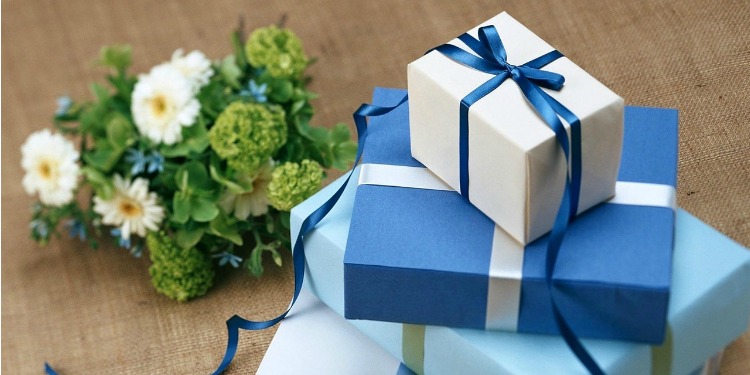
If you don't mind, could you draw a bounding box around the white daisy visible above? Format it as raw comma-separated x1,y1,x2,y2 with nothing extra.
21,129,80,207
131,64,200,145
93,174,165,240
219,161,274,220
170,49,214,92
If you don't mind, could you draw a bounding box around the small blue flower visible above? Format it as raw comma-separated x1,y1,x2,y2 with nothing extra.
212,251,243,268
129,242,144,258
55,96,73,116
146,150,164,173
125,149,148,175
66,219,87,241
110,228,131,249
239,80,268,103
30,219,49,238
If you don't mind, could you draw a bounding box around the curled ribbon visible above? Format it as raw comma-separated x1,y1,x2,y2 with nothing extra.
211,95,409,374
433,26,601,374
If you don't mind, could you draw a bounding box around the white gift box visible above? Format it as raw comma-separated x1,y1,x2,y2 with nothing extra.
257,288,412,375
408,12,624,244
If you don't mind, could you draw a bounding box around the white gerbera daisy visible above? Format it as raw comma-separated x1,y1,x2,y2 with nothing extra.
219,161,274,220
170,49,213,92
93,174,165,240
131,64,200,145
21,129,80,206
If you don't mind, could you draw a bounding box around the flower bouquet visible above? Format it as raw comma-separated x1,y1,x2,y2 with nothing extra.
21,24,356,301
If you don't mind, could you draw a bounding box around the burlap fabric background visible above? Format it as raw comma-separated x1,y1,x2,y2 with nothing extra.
3,0,749,373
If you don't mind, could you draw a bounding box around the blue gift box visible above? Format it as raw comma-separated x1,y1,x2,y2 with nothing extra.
341,88,677,343
291,170,750,375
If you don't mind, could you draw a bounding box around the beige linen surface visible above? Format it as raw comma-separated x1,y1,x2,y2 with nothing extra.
3,0,749,373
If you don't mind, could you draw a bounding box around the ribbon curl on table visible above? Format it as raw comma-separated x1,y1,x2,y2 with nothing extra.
210,95,408,374
433,26,600,374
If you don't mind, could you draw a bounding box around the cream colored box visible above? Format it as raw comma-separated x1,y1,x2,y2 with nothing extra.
408,12,624,245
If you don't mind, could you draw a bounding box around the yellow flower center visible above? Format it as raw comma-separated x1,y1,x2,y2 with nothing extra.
37,160,55,180
150,95,168,117
119,200,142,218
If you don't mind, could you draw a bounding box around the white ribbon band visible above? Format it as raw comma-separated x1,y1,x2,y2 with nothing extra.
358,163,675,330
609,181,677,209
358,163,453,191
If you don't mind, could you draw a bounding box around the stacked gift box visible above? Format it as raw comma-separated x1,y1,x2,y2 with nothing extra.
263,11,750,374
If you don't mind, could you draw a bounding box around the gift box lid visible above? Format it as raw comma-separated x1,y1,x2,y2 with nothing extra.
342,87,676,343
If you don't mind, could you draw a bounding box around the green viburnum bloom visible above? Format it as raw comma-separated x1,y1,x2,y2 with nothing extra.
147,231,214,302
267,159,323,211
209,102,287,174
245,25,309,79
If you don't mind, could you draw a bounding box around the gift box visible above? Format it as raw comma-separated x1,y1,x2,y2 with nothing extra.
342,88,675,343
291,169,750,375
257,287,415,375
408,12,624,244
259,287,728,375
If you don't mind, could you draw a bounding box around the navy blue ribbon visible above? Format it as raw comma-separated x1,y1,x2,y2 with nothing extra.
211,95,409,374
434,26,600,374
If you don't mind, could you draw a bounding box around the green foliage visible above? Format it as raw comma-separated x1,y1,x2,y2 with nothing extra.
96,44,133,74
26,25,358,300
208,102,287,174
147,231,215,302
245,26,309,80
267,160,323,211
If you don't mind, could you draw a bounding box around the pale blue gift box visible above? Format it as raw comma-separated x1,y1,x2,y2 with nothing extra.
292,168,750,374
340,88,676,343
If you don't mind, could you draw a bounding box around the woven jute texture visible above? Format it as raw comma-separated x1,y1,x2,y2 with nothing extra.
3,0,749,373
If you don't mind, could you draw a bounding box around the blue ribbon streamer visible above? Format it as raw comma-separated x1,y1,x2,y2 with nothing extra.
211,95,409,374
433,26,599,374
45,363,58,375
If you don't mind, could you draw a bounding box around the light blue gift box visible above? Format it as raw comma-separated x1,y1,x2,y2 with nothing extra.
339,88,676,343
292,169,750,374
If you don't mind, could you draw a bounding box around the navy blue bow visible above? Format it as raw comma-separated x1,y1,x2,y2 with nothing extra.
434,26,601,374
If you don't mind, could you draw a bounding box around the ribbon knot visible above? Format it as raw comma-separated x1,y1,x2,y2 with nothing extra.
434,25,579,218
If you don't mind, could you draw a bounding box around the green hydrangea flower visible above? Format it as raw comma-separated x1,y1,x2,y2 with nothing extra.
245,25,309,79
147,231,215,302
209,102,287,174
267,160,323,211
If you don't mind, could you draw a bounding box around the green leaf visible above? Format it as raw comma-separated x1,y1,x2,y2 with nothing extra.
333,141,357,170
219,55,243,89
271,249,283,267
230,30,248,70
96,44,132,72
105,113,134,149
279,211,291,230
175,161,214,191
190,198,219,222
176,227,205,249
160,121,210,157
247,248,264,277
268,79,294,102
308,127,330,144
208,214,243,245
209,163,252,194
172,194,191,224
90,82,110,103
330,123,352,143
290,100,306,115
81,166,115,199
83,143,122,172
